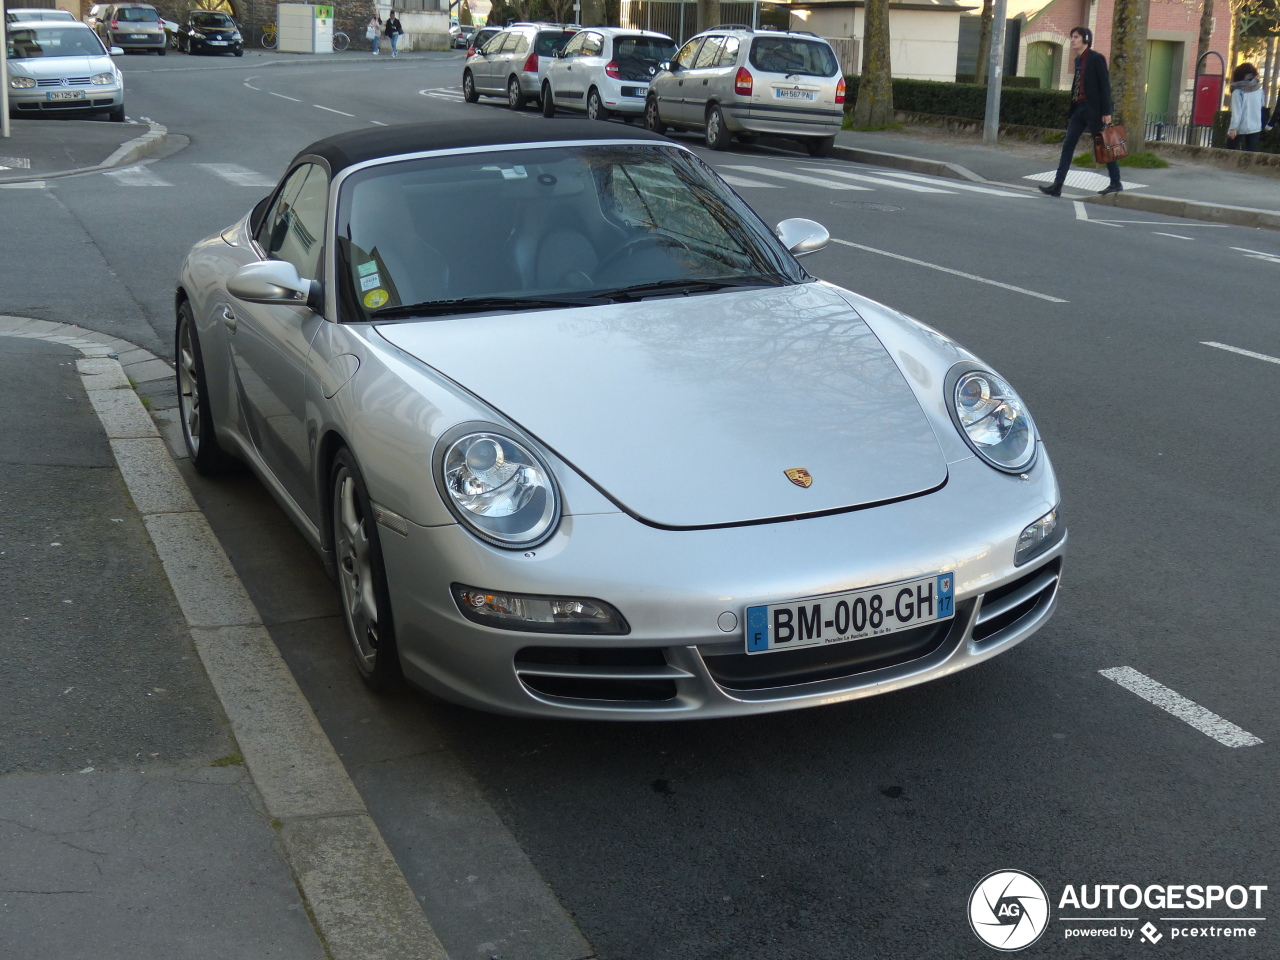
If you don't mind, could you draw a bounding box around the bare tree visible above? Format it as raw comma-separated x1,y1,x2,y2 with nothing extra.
851,0,893,126
1196,0,1215,72
973,0,994,83
697,0,718,33
1109,0,1150,149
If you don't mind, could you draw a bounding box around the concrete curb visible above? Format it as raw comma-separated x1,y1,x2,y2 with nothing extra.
756,134,986,182
1083,190,1280,231
0,121,168,184
0,315,450,960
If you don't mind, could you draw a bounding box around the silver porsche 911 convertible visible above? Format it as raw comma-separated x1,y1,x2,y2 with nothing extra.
175,118,1065,719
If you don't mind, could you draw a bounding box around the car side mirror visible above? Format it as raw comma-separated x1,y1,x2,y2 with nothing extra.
110,45,124,55
775,218,829,257
659,60,674,72
228,260,322,311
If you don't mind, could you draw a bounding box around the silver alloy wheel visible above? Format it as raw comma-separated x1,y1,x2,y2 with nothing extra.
463,71,477,102
334,467,380,673
508,76,523,109
706,107,728,150
177,316,202,457
587,89,604,120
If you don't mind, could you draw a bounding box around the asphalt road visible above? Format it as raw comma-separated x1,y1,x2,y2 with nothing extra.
3,50,1278,959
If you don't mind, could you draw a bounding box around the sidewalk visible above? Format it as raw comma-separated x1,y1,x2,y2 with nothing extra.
0,118,166,181
0,318,446,960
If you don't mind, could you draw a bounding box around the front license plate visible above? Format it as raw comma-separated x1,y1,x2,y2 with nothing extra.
745,573,955,654
47,90,86,101
210,40,226,44
774,86,817,101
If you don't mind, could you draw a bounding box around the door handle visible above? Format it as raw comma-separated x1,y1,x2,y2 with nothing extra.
702,79,708,85
221,305,237,333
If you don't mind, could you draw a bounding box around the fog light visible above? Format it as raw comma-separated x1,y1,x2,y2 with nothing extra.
1015,507,1063,565
453,584,629,634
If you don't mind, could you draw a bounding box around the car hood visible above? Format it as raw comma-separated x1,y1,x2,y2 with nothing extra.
375,282,947,528
9,56,112,78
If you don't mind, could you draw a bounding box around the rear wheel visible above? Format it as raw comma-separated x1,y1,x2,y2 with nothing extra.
330,449,403,692
507,75,526,110
806,135,836,157
175,301,238,475
586,87,610,121
705,105,731,150
462,70,478,103
156,45,165,55
644,95,666,134
541,81,556,117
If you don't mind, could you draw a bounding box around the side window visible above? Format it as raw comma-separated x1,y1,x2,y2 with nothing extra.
256,163,328,281
716,37,740,67
692,36,723,69
674,37,701,69
493,33,513,53
512,35,529,56
581,32,603,57
561,31,586,57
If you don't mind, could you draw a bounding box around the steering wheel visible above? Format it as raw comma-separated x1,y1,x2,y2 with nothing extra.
595,233,692,278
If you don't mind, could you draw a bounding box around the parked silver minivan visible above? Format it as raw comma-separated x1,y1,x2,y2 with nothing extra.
645,27,845,155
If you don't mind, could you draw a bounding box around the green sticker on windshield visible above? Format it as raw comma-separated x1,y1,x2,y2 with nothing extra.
357,261,378,277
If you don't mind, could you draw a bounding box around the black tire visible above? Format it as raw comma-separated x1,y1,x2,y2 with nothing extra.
644,96,666,134
507,75,526,110
156,45,166,55
541,81,555,117
705,105,731,151
462,70,479,103
737,132,759,145
586,87,610,121
107,103,125,122
175,301,239,475
806,135,836,157
234,48,243,57
330,449,403,692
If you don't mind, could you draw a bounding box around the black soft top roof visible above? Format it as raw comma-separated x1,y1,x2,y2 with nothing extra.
296,119,672,176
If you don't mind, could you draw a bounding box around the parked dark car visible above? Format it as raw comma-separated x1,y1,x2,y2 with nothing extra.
178,10,243,56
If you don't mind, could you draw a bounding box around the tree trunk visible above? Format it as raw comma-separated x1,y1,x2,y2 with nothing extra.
580,0,606,27
697,0,718,33
1109,0,1150,149
852,0,893,126
1195,0,1214,73
974,0,994,83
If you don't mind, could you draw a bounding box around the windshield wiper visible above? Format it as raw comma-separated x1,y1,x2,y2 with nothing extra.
372,294,609,320
600,275,787,302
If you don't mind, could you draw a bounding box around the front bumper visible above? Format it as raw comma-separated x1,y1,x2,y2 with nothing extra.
8,84,122,115
381,454,1064,720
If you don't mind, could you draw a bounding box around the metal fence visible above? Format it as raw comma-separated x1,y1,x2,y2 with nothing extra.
1144,113,1216,148
619,0,759,44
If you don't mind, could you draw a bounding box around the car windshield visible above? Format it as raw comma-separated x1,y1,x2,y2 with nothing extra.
534,30,574,56
116,7,158,20
613,35,676,63
8,9,76,20
6,25,104,58
336,143,804,321
192,12,234,26
749,37,838,77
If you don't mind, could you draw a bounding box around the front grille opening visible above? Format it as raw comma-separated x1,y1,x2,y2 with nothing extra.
520,674,678,702
515,646,666,667
972,558,1061,643
702,610,965,692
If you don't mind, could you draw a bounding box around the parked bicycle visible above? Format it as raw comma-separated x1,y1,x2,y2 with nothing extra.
259,21,276,48
332,30,349,51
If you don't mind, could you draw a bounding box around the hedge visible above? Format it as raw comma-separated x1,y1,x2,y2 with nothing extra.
955,75,1042,89
843,76,1075,129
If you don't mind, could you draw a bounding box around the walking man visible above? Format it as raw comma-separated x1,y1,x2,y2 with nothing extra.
385,13,402,57
1040,26,1122,197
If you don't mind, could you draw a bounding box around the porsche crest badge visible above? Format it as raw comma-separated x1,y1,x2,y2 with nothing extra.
784,468,813,488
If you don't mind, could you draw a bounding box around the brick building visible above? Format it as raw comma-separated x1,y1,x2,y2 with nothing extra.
1016,0,1230,123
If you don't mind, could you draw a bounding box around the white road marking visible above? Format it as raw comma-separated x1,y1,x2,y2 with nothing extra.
369,120,388,125
420,87,464,100
1152,232,1194,240
861,169,1030,198
315,104,355,116
103,166,172,187
0,156,32,169
721,164,871,191
270,91,302,102
1025,169,1146,190
1074,201,1089,220
196,163,276,187
830,239,1068,303
719,174,782,189
1201,341,1280,366
1231,245,1280,264
798,166,954,193
1099,667,1263,748
244,81,260,90
0,181,47,189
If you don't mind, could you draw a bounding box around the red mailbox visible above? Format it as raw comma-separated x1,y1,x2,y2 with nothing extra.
1192,52,1226,127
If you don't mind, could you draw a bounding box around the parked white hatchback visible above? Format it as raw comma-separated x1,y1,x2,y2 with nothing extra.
540,27,676,121
4,20,125,122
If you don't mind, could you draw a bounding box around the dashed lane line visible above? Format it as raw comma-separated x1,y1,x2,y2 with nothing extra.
1099,667,1263,748
1231,246,1280,263
1153,232,1194,240
315,104,356,116
830,238,1069,303
270,91,302,102
1201,341,1280,366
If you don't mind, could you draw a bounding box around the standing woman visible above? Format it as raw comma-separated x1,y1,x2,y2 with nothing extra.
1227,63,1264,152
1039,26,1123,197
366,14,382,54
385,12,403,57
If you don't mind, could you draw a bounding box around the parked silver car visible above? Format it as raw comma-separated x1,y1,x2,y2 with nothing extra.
645,27,845,155
5,8,77,22
174,119,1064,720
91,1,166,54
541,27,676,121
462,22,577,109
4,21,125,121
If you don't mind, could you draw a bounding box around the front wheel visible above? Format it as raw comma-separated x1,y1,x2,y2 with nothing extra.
541,82,556,117
175,301,238,475
806,135,836,157
644,96,666,134
330,449,403,692
586,87,610,121
705,105,731,151
507,75,526,110
462,70,478,103
332,30,349,51
107,103,125,122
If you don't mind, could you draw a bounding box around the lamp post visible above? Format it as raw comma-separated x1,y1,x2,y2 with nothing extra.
2,21,11,139
981,0,1008,145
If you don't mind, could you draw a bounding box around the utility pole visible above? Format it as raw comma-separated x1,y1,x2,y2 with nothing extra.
981,0,1007,143
2,20,10,139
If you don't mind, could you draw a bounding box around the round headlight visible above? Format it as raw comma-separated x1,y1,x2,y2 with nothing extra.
10,76,37,89
436,428,560,548
948,368,1037,472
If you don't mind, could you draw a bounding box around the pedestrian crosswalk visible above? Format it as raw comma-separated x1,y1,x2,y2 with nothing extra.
718,163,1032,199
421,86,465,102
99,162,276,189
